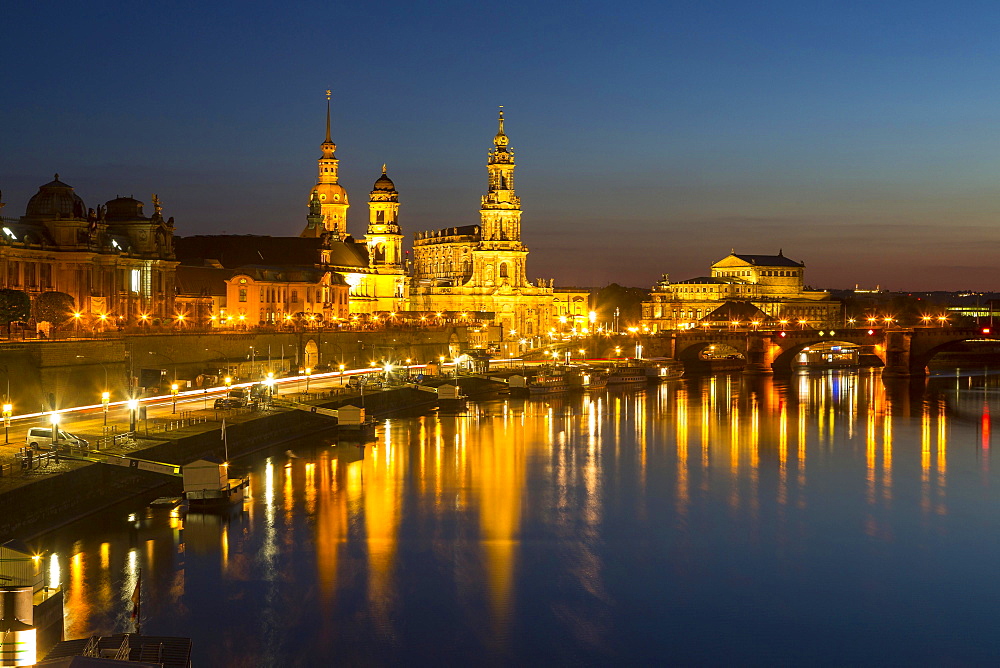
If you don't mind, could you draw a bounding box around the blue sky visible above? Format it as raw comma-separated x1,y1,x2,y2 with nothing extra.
4,0,1000,290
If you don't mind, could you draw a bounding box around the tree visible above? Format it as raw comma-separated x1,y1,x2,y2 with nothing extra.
0,289,31,337
594,283,650,330
32,291,75,327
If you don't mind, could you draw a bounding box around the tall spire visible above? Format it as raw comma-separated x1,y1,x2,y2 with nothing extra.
494,105,508,147
325,90,332,143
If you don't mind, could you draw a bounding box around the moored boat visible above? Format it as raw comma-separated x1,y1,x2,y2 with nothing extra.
606,364,648,386
182,459,250,509
641,358,685,382
567,367,608,391
528,369,569,394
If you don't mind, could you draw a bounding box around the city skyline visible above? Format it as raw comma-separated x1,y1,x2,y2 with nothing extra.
5,1,1000,291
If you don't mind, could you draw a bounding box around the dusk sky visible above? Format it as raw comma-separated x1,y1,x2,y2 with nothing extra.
5,1,1000,291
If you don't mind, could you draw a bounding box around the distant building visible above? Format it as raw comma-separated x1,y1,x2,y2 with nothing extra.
409,110,556,347
641,251,840,331
0,176,177,323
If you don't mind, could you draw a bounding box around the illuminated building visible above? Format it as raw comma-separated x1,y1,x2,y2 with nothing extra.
0,178,177,323
225,267,349,325
298,95,408,314
409,110,556,346
301,91,349,240
175,236,361,325
642,251,840,331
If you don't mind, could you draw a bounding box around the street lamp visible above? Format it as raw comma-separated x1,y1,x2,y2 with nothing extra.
171,383,179,414
2,403,11,444
339,364,345,386
305,367,312,393
224,376,232,390
101,391,110,425
264,373,275,405
50,412,61,447
127,398,139,432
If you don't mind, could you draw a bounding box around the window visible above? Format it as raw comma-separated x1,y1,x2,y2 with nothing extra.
499,263,509,278
291,289,299,303
239,288,247,303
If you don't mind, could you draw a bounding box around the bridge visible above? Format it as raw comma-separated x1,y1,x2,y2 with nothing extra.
623,327,999,376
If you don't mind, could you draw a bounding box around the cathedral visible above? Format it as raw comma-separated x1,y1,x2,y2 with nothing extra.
408,109,557,343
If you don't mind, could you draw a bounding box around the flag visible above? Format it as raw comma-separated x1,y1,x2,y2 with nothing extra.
130,572,141,620
221,418,226,441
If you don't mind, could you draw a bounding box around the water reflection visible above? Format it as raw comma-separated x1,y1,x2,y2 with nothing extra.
32,369,1000,665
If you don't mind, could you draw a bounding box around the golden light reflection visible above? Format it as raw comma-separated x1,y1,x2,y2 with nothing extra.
921,405,932,515
315,450,349,603
676,389,689,515
882,402,893,502
64,551,88,639
364,431,403,622
305,462,317,516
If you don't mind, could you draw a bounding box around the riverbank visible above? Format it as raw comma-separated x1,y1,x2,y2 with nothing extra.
0,376,499,542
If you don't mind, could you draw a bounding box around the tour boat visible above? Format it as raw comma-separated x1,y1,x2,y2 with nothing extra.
605,365,648,386
527,370,570,395
641,358,685,382
567,367,608,391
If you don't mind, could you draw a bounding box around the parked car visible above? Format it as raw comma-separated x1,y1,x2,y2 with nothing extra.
26,427,88,450
214,389,250,409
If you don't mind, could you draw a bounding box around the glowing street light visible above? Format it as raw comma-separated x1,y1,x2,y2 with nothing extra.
224,376,233,390
50,412,61,447
339,364,346,386
101,391,110,425
171,383,179,414
2,402,11,444
127,398,139,432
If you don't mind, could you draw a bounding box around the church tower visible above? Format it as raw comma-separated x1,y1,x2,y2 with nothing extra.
301,91,349,239
476,107,527,287
366,165,403,269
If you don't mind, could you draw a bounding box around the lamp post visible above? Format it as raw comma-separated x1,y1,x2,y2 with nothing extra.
127,398,138,432
148,351,177,387
2,403,11,444
339,364,345,386
50,412,60,447
264,373,275,406
171,383,179,414
101,391,110,425
305,367,312,393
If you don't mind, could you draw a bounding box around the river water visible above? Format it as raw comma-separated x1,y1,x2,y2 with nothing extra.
32,370,1000,666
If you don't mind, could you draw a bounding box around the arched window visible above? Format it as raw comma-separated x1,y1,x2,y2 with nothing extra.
499,263,509,278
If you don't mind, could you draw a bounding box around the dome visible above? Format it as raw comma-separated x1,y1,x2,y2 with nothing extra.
311,183,349,205
104,196,146,221
371,166,396,193
24,174,86,219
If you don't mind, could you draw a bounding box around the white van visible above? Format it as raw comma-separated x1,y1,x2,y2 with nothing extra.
25,427,89,450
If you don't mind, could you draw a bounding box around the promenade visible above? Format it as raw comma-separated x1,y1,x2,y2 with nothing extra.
0,367,381,493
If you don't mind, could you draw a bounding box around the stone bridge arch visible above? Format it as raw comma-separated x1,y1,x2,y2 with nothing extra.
908,328,1000,374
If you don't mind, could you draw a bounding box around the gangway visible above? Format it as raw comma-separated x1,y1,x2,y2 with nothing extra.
270,397,339,418
59,450,182,477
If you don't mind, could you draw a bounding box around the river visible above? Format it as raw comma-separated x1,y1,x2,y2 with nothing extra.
31,369,1000,666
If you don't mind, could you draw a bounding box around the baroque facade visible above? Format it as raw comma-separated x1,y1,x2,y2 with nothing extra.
0,177,177,323
409,110,555,341
641,251,840,331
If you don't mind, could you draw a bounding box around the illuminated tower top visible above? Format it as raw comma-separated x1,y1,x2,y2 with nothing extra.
481,107,521,243
302,90,349,239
